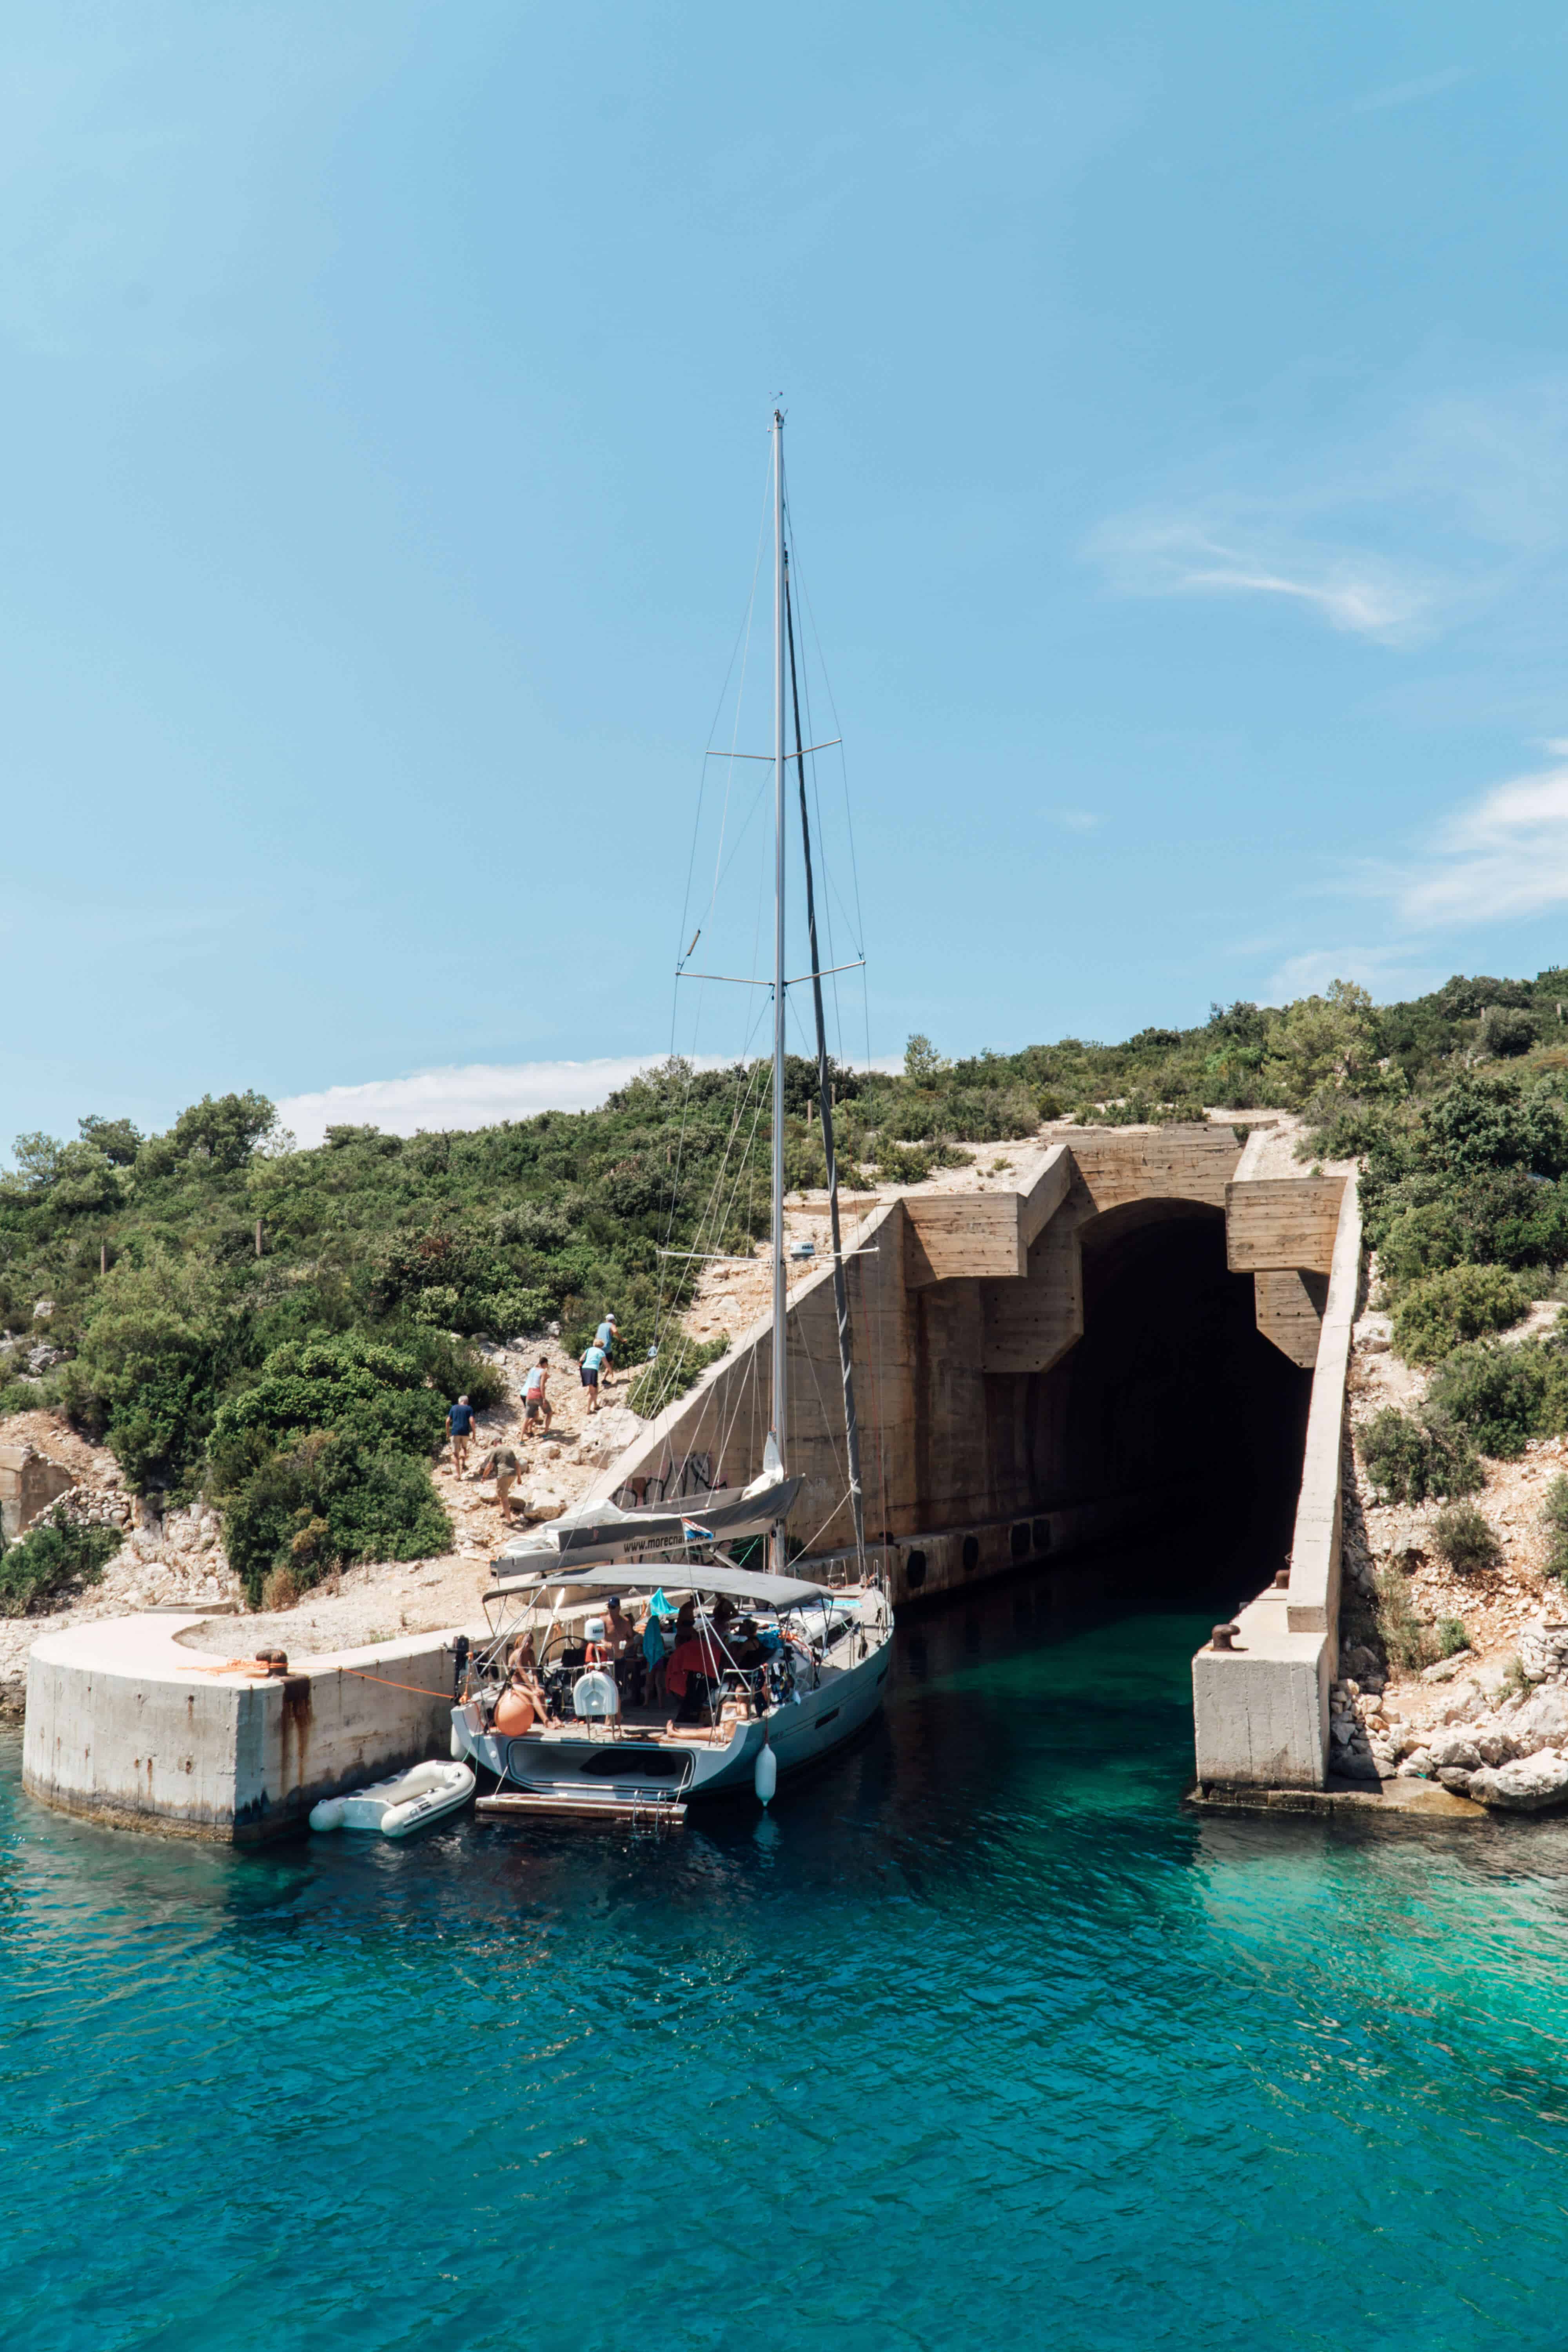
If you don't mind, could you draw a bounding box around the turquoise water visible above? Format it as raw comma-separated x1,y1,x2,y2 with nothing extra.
6,1582,1568,2352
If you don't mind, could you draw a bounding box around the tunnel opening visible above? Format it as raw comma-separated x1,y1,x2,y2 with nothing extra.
1026,1200,1312,1606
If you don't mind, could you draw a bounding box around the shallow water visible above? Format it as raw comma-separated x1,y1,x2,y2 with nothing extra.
5,1577,1568,2351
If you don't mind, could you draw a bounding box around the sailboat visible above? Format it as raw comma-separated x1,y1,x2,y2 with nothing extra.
449,412,895,1822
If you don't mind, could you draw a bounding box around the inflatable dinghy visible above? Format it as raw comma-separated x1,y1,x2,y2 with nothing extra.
310,1760,475,1838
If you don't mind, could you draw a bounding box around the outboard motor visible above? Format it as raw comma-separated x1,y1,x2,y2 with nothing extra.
451,1634,470,1699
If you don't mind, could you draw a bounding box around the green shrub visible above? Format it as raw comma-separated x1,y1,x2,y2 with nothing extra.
71,1247,232,1494
223,1432,451,1606
1373,1565,1452,1673
209,1335,446,1480
0,1514,120,1617
1481,1005,1539,1057
876,1142,934,1184
626,1335,730,1421
1357,1407,1483,1503
1425,1340,1552,1457
1541,1474,1568,1583
1391,1262,1532,1365
1430,1501,1501,1576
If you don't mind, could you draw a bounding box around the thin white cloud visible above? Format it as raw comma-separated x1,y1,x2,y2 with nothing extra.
277,1051,902,1148
277,1056,726,1147
1087,517,1439,644
1349,66,1470,115
1394,759,1568,926
1049,808,1102,832
1264,945,1434,1003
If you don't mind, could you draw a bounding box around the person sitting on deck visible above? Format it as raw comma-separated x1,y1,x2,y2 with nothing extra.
494,1641,546,1735
733,1617,767,1671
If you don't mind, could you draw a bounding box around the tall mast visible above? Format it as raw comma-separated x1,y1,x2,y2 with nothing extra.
785,555,866,1573
770,407,788,1574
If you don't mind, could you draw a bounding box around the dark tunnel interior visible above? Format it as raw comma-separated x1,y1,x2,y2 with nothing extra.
1042,1202,1313,1597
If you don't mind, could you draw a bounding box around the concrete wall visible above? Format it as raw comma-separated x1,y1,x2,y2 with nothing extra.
0,1444,75,1541
593,1125,1324,1612
23,1615,466,1841
1191,1174,1363,1788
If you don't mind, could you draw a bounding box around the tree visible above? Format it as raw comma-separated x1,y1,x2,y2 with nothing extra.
1259,981,1376,1108
904,1033,950,1086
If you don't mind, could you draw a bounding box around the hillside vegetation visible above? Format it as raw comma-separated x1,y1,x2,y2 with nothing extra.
6,965,1568,1603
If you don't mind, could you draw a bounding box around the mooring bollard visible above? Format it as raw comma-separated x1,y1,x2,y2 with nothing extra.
1210,1623,1240,1651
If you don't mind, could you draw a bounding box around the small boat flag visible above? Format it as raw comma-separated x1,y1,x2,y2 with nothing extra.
682,1518,713,1543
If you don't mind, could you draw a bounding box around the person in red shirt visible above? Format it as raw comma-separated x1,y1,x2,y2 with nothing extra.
665,1618,724,1727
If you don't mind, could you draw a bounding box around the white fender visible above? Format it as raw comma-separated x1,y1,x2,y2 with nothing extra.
754,1740,777,1807
573,1668,619,1719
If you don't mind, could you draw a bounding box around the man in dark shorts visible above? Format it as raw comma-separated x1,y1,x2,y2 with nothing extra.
579,1339,607,1413
446,1394,475,1475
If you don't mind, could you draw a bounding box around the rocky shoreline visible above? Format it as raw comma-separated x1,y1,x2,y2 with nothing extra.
1334,1285,1568,1814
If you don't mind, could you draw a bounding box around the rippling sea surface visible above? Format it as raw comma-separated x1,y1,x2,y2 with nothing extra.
7,1577,1568,2351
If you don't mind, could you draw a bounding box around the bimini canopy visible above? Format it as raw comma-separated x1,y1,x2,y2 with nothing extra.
490,1559,834,1610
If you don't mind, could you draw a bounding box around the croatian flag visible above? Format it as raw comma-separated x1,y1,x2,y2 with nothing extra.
683,1518,713,1543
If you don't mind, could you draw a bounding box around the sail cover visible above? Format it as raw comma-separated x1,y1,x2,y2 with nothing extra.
491,1475,802,1574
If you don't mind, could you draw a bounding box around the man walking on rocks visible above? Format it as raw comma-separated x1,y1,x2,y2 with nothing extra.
446,1394,475,1476
594,1313,618,1388
521,1358,552,1439
579,1336,608,1414
492,1441,521,1520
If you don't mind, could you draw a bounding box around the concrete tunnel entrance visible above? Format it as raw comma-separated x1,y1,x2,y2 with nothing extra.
1038,1200,1313,1595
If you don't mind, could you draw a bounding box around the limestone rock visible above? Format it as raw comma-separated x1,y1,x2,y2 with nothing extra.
1429,1732,1482,1772
1422,1649,1475,1684
1436,1766,1476,1793
577,1406,650,1469
1468,1749,1568,1813
1510,1684,1568,1749
1518,1620,1568,1684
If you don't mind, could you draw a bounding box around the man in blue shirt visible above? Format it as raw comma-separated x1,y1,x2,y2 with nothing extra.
446,1394,475,1475
594,1314,618,1386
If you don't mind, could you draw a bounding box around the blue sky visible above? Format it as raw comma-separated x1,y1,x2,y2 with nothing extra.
7,1,1568,1145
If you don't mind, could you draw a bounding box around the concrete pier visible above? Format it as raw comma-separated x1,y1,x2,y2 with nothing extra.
23,1614,466,1842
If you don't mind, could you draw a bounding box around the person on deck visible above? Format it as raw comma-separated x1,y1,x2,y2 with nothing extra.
521,1359,552,1438
642,1607,675,1710
446,1395,475,1475
579,1339,608,1413
603,1596,640,1705
665,1619,724,1728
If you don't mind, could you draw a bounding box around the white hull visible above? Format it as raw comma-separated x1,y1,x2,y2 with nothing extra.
453,1617,891,1806
310,1760,475,1837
